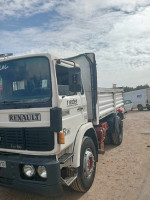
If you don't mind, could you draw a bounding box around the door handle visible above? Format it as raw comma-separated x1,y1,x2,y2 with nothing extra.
77,107,83,111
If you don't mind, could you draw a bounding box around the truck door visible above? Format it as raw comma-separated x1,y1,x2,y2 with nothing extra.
56,64,86,150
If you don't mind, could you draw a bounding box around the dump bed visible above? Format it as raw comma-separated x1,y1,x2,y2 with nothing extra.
67,53,124,125
98,87,124,120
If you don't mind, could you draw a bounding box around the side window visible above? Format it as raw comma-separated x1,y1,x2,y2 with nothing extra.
124,100,132,104
56,65,74,96
13,80,25,91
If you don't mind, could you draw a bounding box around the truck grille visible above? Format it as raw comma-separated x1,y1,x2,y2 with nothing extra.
0,177,13,185
0,127,54,151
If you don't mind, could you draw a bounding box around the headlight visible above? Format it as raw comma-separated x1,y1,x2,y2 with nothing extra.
23,165,35,177
37,166,47,178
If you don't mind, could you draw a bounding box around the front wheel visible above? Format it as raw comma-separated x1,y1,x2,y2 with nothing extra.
71,137,96,192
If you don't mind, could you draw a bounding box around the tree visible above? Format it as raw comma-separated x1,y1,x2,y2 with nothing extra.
124,84,149,92
124,86,134,92
135,84,149,90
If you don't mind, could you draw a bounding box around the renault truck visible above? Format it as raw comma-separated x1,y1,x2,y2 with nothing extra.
0,53,124,197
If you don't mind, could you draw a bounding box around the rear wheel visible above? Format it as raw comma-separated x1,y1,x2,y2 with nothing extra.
71,137,96,192
104,115,114,145
111,115,123,145
147,107,150,111
137,104,143,111
104,132,112,144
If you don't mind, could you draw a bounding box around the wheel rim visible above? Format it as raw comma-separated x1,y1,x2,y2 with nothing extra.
83,148,95,179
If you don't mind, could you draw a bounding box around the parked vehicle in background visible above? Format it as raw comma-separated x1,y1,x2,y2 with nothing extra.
0,53,124,197
124,88,150,111
124,100,133,112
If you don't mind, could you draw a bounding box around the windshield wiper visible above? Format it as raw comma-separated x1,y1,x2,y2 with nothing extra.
0,100,20,104
0,101,32,108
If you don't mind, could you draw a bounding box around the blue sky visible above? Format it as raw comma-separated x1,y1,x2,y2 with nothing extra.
0,0,150,87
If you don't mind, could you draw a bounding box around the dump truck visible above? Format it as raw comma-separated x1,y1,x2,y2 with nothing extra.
0,53,124,197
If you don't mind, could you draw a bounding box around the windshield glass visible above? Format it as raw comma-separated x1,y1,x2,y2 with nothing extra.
0,56,52,105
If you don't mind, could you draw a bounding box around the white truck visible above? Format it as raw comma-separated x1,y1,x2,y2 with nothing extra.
124,88,150,111
0,53,124,197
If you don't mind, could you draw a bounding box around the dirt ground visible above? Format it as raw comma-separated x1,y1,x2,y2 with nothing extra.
0,110,150,200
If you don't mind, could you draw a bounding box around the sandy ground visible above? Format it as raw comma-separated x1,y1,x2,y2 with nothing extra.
0,110,150,200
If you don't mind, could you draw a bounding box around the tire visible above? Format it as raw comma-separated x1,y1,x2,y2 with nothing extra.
117,112,124,120
104,132,112,144
111,115,123,145
147,107,150,111
71,137,96,192
137,105,143,111
104,115,115,145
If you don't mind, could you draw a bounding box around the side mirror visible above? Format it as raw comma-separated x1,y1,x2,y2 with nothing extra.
50,107,62,132
69,68,82,93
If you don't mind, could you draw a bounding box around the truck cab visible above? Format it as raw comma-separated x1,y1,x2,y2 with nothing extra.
0,53,98,197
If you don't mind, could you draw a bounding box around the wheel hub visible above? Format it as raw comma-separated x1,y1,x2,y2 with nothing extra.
83,149,94,178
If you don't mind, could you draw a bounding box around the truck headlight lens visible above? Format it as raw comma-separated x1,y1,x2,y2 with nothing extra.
23,165,35,177
37,166,47,178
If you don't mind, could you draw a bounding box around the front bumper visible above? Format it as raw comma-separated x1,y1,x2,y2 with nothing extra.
0,153,63,197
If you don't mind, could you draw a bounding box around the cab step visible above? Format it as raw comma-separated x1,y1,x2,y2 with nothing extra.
58,153,73,164
61,174,77,186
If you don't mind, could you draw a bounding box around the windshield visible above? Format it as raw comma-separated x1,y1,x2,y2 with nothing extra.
0,56,52,106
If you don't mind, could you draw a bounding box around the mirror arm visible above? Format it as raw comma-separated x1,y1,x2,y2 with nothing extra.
56,59,76,68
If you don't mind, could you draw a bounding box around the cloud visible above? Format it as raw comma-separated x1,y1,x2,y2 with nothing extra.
0,0,59,20
1,0,149,20
0,0,150,87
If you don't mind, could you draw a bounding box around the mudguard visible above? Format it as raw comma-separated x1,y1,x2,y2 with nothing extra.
72,122,96,168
